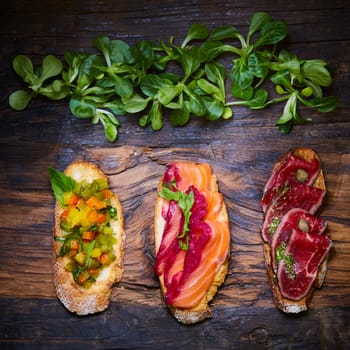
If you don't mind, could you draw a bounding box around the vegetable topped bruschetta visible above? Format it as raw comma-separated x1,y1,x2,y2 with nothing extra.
49,161,124,315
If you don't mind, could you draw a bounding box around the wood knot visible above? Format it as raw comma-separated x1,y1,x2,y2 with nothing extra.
248,327,269,345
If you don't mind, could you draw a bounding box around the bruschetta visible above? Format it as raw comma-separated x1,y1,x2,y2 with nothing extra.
49,161,124,315
154,161,230,324
261,148,332,313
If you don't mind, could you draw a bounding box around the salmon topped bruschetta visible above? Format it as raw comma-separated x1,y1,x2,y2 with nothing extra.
154,161,230,324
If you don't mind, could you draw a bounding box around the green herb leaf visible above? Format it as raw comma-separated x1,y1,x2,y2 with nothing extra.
8,90,32,111
169,107,190,126
93,35,112,66
159,185,195,251
181,23,209,48
12,55,34,82
210,25,241,41
301,59,332,87
122,93,150,113
48,167,76,207
40,55,63,82
248,12,272,40
69,98,96,118
8,12,337,140
254,20,288,48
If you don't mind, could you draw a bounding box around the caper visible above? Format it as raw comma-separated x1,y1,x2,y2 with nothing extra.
298,218,309,232
296,168,308,183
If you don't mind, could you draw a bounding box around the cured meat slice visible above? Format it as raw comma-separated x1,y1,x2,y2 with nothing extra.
261,183,326,242
154,200,184,276
270,208,327,271
277,227,332,301
262,151,321,212
261,148,332,313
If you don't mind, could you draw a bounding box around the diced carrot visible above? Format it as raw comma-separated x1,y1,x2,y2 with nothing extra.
96,213,107,224
86,196,106,210
60,209,69,220
68,249,78,257
99,253,111,265
82,231,95,241
87,268,99,277
69,193,80,207
70,239,80,250
102,189,112,199
78,271,89,285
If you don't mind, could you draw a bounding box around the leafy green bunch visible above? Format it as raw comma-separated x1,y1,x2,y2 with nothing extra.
222,12,337,133
9,12,337,141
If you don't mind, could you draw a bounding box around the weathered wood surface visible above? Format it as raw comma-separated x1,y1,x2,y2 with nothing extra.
0,0,350,349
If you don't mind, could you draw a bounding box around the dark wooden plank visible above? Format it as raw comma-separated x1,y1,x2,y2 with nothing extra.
0,298,349,350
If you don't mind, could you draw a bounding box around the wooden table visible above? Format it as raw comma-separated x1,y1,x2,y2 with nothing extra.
1,1,349,349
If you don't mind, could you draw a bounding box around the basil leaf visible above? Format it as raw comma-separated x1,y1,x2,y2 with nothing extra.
48,167,76,207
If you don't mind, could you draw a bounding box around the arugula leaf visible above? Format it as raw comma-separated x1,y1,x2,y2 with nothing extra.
158,185,195,251
48,167,76,207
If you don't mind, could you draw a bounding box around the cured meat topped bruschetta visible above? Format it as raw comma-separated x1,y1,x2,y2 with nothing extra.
154,161,230,324
261,148,332,313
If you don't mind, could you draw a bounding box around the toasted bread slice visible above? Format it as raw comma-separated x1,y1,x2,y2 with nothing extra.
262,147,329,313
154,162,230,324
52,161,124,315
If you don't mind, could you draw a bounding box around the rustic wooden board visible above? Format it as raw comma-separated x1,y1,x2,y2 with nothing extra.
0,0,350,349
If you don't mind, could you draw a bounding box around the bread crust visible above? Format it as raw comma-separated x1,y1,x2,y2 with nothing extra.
262,147,328,313
154,163,230,324
52,161,124,315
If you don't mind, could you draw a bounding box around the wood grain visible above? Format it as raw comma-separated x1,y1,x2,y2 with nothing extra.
1,0,350,348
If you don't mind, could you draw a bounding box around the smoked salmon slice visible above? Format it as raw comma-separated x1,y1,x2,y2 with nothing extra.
155,161,230,310
163,161,212,193
168,220,230,308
